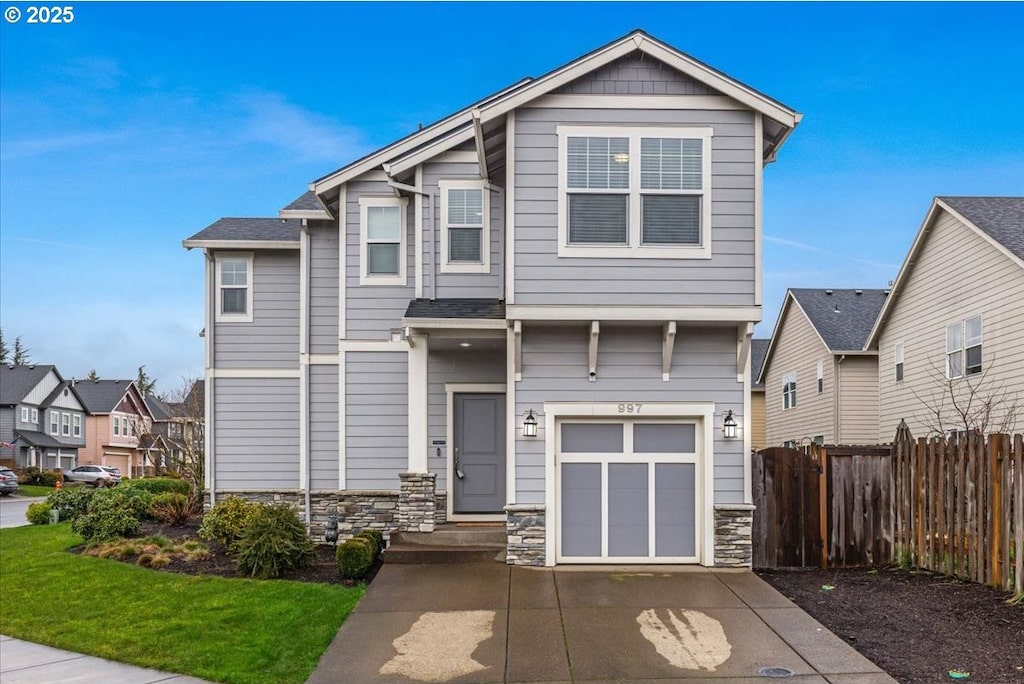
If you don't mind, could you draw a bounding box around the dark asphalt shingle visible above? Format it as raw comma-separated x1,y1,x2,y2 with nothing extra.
74,380,135,414
282,192,325,212
939,196,1024,262
15,429,68,449
184,218,301,244
404,299,506,320
790,289,888,351
0,365,56,405
751,338,769,390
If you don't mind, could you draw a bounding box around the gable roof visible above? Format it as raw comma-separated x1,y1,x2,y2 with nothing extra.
758,289,887,384
145,395,176,422
865,196,1024,348
310,30,800,201
183,218,301,249
40,380,85,411
751,338,770,390
279,191,332,221
0,365,58,405
74,379,152,417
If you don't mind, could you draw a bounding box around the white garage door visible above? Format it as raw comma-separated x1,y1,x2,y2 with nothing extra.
556,419,701,563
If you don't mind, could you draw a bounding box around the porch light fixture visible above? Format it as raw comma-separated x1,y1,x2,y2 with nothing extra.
522,409,538,438
722,410,738,439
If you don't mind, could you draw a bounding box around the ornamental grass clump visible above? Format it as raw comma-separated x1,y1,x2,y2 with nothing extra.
149,493,191,525
234,503,315,579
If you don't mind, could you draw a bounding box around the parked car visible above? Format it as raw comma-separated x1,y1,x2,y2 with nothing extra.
64,465,120,486
0,467,18,495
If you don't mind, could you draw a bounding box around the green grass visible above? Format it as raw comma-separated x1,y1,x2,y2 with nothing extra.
0,524,364,683
13,484,56,497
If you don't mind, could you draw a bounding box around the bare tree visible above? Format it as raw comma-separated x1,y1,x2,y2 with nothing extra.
910,353,1020,437
162,377,205,510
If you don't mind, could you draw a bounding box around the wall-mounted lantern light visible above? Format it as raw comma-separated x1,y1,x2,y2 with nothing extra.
723,410,738,439
523,409,538,438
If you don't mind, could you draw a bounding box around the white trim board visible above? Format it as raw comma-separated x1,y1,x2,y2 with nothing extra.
445,383,508,522
184,240,299,250
209,368,300,379
506,305,762,323
438,178,491,274
532,94,745,110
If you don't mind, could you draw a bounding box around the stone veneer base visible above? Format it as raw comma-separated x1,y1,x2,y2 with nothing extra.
714,504,755,567
505,504,546,566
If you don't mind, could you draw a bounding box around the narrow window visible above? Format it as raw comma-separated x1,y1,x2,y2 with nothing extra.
964,315,982,376
21,407,28,422
816,361,824,394
946,322,963,379
219,258,249,316
566,136,630,244
895,342,905,382
640,137,702,245
782,373,797,410
113,417,120,437
50,412,59,435
61,413,70,437
73,414,81,437
30,408,38,423
440,181,489,273
947,316,982,379
359,197,407,286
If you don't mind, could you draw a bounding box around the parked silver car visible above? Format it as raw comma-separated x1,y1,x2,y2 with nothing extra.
64,465,121,486
0,467,18,495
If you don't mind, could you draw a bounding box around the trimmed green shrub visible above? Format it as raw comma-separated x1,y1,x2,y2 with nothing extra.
71,487,153,543
356,529,384,558
336,537,375,580
199,496,260,551
26,501,53,525
234,503,315,579
47,485,97,521
149,493,191,525
19,467,60,487
122,477,189,496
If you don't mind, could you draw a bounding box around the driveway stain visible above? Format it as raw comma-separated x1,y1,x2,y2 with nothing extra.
379,610,495,682
636,608,732,671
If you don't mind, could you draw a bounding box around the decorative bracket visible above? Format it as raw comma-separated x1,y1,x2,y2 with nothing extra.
472,109,489,183
662,321,677,382
513,320,522,382
588,321,600,382
736,322,754,382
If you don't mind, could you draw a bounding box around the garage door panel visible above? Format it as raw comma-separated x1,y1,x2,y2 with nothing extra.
561,463,602,557
634,423,696,453
560,423,623,453
655,463,696,557
608,463,649,557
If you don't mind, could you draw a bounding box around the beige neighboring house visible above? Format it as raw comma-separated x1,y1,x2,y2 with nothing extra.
750,338,769,451
75,379,155,478
759,288,888,446
866,196,1024,441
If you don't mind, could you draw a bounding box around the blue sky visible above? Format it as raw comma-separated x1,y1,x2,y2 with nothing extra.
1,2,1022,391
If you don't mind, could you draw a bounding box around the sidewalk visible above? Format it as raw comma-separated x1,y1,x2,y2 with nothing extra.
0,635,211,683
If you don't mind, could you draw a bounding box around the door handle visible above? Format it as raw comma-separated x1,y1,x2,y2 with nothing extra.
454,447,465,479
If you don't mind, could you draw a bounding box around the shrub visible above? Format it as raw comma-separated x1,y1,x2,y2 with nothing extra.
199,496,260,550
234,503,315,579
26,501,53,525
122,477,189,496
18,467,60,487
71,487,153,543
356,529,384,558
336,537,375,580
149,493,191,525
47,485,97,521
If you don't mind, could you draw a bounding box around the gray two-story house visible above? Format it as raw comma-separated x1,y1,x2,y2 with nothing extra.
0,364,87,471
184,31,800,567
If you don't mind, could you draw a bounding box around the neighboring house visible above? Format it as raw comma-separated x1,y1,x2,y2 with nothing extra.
749,338,769,451
183,31,801,567
866,196,1024,441
760,289,887,447
75,380,154,478
145,381,205,473
0,365,87,471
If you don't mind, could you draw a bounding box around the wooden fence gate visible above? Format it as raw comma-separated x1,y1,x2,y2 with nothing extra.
752,447,821,568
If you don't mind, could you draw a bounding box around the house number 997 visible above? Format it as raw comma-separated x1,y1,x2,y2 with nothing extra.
617,403,642,414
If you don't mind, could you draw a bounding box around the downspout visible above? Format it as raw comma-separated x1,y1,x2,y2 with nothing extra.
205,251,216,506
301,220,312,526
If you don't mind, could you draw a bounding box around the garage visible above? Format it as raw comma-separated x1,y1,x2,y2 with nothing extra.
103,453,130,476
555,418,701,563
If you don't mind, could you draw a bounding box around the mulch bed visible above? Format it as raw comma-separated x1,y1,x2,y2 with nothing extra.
71,516,378,586
758,566,1024,683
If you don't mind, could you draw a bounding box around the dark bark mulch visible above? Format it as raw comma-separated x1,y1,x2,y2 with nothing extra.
758,566,1024,683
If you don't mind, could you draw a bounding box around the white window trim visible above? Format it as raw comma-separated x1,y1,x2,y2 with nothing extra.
782,373,797,410
945,315,983,380
61,412,71,437
215,252,254,323
72,414,82,438
556,125,713,259
30,408,38,423
439,179,490,274
359,196,408,286
20,407,29,422
816,361,824,394
50,412,59,435
894,342,905,382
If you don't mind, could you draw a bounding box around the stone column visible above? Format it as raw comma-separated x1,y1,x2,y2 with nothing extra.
398,472,436,532
714,504,755,567
505,504,545,566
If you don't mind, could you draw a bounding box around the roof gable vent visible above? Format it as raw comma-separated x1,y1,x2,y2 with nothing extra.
855,289,863,295
825,289,833,295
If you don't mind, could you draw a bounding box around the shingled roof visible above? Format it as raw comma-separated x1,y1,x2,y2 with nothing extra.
939,196,1024,262
0,365,57,405
789,289,888,352
183,218,301,245
404,299,506,320
751,338,770,390
74,379,143,415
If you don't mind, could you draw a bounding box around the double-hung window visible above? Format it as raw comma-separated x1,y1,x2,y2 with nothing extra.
30,408,38,423
73,414,81,438
113,417,120,437
816,361,824,394
50,412,59,435
894,342,905,382
439,180,489,273
61,412,70,437
215,253,253,323
946,315,982,379
558,125,712,258
359,197,407,286
20,407,29,423
782,373,797,410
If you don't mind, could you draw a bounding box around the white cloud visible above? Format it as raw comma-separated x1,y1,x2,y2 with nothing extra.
233,91,367,163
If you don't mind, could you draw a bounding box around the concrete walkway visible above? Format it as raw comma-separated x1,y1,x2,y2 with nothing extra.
0,495,46,529
0,635,210,683
309,563,896,683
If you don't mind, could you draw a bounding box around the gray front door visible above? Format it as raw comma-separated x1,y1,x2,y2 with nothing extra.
453,393,506,514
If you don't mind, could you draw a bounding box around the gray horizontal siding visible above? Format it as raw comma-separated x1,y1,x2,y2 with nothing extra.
309,221,340,354
514,325,744,504
215,251,300,368
554,53,715,96
513,107,756,307
213,377,299,489
346,179,415,340
310,364,339,490
422,161,504,299
345,351,408,489
427,348,506,490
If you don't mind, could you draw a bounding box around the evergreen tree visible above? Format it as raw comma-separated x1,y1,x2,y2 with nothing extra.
86,369,100,382
0,329,8,365
11,337,30,365
135,365,157,396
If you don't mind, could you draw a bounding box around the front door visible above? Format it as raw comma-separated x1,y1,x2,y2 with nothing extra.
452,393,506,514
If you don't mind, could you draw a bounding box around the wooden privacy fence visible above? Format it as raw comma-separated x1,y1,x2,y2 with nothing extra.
893,432,1023,594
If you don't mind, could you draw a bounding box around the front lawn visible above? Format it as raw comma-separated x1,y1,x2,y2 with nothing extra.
0,524,364,683
14,484,55,497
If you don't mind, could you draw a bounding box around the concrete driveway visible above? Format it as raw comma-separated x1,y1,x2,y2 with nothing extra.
0,496,44,529
308,563,895,684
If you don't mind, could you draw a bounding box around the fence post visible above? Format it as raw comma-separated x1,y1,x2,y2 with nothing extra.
989,434,1003,588
915,437,925,568
819,446,828,569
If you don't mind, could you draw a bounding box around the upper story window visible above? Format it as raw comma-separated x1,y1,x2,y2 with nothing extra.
557,125,712,259
782,373,797,410
894,342,905,382
359,197,407,286
73,414,81,438
113,416,121,437
215,253,254,323
61,412,70,437
30,408,38,423
50,411,59,435
816,361,824,394
946,315,982,379
439,180,490,273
